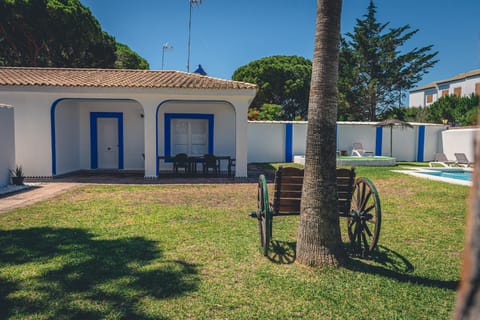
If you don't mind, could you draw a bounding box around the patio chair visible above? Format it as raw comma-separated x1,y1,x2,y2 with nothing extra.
454,153,474,168
173,153,190,173
429,153,456,167
351,142,373,157
202,154,220,175
228,158,236,177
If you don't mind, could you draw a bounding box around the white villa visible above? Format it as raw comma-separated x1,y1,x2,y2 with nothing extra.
0,67,257,179
409,69,480,108
0,67,475,187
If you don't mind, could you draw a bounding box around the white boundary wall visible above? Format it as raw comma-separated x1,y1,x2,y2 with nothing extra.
248,121,447,162
441,128,479,161
0,105,15,186
247,122,287,163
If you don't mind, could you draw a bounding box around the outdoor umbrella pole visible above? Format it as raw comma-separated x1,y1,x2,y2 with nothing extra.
390,126,393,157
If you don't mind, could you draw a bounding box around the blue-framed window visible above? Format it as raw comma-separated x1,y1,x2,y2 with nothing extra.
164,113,214,159
90,112,124,169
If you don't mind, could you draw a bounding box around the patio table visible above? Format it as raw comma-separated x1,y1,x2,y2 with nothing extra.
158,155,234,176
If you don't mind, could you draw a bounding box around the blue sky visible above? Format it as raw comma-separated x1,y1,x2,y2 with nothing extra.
80,0,480,89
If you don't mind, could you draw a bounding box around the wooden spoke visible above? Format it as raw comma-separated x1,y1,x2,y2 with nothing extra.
364,203,375,214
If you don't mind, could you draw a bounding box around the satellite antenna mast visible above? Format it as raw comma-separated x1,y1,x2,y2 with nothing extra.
161,42,173,70
187,0,202,72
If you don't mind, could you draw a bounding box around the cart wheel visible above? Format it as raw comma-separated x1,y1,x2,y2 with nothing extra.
257,175,271,256
348,177,381,256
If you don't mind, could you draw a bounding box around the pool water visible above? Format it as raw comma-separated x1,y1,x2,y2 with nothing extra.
418,169,472,182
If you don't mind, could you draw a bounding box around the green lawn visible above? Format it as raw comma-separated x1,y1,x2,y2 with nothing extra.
0,166,468,319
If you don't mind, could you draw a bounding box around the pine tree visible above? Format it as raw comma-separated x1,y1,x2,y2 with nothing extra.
339,0,438,121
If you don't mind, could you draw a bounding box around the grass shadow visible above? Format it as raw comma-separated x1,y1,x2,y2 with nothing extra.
0,227,199,319
267,240,296,264
266,241,457,291
370,245,415,273
344,245,458,291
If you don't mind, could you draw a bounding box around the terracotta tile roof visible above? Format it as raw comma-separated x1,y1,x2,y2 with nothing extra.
410,69,480,93
410,82,436,92
0,67,257,90
436,69,480,85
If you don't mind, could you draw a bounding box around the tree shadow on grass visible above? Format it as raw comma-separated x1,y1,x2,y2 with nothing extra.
265,241,458,291
344,245,459,291
0,227,199,319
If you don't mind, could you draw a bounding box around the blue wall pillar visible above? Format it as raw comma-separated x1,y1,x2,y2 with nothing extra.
375,126,383,156
285,123,293,162
417,125,425,162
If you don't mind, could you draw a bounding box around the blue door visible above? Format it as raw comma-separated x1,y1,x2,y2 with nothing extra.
90,112,124,169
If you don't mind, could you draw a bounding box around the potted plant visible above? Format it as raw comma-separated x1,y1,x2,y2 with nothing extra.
10,165,25,185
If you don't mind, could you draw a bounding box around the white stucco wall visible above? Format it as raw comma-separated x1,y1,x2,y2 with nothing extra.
3,92,54,177
0,105,15,186
423,125,445,161
248,121,446,163
409,91,425,108
463,76,480,95
292,123,307,157
337,123,377,155
441,128,479,162
248,122,287,163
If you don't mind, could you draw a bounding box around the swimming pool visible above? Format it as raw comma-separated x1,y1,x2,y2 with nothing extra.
418,169,472,182
400,168,472,186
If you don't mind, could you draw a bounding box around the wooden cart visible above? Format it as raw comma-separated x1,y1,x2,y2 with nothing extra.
250,167,381,257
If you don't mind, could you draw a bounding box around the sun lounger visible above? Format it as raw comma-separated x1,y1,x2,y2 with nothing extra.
454,153,474,168
429,153,456,167
351,142,373,157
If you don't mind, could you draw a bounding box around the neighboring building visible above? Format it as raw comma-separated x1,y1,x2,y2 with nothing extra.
409,69,480,107
0,67,257,179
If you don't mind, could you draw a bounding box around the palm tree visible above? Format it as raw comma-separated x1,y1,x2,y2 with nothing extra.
296,0,345,267
454,126,480,319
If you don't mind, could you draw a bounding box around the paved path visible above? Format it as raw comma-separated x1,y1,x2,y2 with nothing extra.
0,183,81,213
0,164,273,213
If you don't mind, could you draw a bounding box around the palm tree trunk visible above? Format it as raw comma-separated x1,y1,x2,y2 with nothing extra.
455,128,480,318
296,0,345,267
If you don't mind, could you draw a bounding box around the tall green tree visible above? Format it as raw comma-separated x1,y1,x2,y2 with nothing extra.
428,94,479,126
0,0,148,69
232,55,312,120
380,105,431,123
339,0,438,121
115,43,149,70
0,0,115,67
337,37,368,121
296,0,344,267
